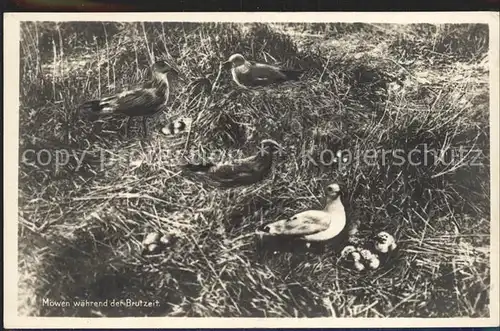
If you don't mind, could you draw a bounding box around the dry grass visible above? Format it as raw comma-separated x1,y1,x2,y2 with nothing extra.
18,21,490,317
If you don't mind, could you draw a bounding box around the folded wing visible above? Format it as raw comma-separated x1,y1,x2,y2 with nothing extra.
80,88,163,117
250,63,288,82
208,155,261,180
180,153,272,187
109,89,164,116
263,210,331,236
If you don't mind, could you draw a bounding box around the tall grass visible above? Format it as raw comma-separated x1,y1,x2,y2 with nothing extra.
18,22,490,317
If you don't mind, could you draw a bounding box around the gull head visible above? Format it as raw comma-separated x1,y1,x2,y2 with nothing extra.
223,53,246,68
325,183,342,201
153,61,180,83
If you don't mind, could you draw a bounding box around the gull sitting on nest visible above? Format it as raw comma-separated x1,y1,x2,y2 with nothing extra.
223,53,304,88
179,139,284,188
257,183,346,246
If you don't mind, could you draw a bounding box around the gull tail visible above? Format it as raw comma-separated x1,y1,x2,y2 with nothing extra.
180,163,215,173
79,97,117,117
256,220,287,235
281,69,303,81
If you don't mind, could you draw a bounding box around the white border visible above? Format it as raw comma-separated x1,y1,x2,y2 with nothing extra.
4,12,499,329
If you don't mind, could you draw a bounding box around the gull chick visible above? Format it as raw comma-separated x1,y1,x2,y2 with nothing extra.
257,184,346,243
223,53,303,88
161,117,193,136
180,139,283,188
80,61,180,137
374,231,397,253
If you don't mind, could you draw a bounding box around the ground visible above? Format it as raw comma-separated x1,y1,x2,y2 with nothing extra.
18,22,490,317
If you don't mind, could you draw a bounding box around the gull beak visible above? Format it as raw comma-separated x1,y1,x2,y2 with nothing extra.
222,60,232,69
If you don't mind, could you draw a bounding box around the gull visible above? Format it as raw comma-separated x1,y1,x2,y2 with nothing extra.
80,60,180,137
257,184,346,245
179,139,283,187
222,53,303,88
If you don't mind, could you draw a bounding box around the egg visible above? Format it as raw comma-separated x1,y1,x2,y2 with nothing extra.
147,243,160,253
359,248,381,270
351,251,362,262
359,249,374,260
368,256,380,269
161,117,192,136
142,231,175,255
142,232,161,246
353,261,365,271
340,245,357,258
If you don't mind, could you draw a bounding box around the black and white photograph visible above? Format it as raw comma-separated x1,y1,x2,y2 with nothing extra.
4,12,499,328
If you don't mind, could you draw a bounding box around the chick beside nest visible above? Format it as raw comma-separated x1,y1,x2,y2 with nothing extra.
374,231,397,254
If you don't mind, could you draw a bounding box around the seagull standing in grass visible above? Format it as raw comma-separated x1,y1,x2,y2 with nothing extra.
179,139,283,187
257,184,346,245
80,61,180,137
223,53,303,88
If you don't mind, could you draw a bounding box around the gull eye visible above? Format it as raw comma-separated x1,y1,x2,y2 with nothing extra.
328,184,340,193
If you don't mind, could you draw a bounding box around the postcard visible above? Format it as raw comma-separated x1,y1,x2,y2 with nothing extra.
4,11,499,328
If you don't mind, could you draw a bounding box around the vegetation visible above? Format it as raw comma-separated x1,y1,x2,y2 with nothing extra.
18,21,490,317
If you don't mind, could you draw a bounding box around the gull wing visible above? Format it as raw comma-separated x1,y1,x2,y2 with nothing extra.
233,63,287,87
264,210,331,236
94,88,164,117
250,63,288,81
208,155,261,180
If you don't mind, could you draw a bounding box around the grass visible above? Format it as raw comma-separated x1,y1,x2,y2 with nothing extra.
18,21,491,317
